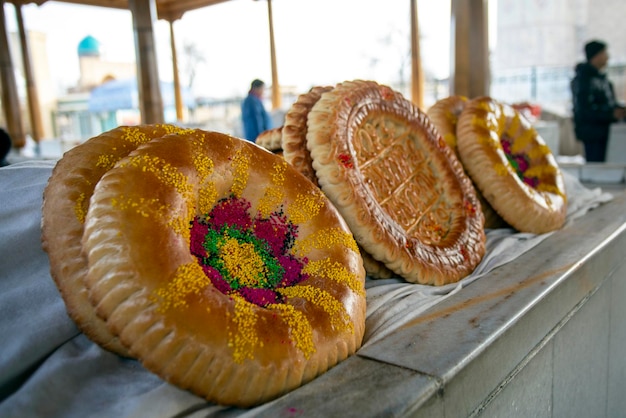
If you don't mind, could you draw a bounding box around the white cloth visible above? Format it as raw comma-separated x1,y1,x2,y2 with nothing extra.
0,161,614,417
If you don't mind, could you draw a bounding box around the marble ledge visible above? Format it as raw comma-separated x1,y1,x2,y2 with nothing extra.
250,191,626,417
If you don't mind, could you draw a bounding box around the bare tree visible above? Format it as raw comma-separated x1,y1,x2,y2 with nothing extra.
181,41,207,90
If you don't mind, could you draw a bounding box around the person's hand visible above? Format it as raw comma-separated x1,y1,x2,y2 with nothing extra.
613,107,626,121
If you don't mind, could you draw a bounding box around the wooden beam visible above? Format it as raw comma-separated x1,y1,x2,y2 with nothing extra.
15,3,43,142
450,0,489,98
129,0,164,123
267,0,280,110
169,20,183,121
410,0,424,109
0,1,25,148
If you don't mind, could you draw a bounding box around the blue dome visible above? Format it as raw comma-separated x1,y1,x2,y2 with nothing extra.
78,35,101,57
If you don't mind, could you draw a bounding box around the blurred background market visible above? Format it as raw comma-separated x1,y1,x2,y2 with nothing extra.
1,0,625,166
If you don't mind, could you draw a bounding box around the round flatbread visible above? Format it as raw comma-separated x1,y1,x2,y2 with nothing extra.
428,96,508,229
306,80,486,285
42,124,193,356
456,97,567,234
282,85,334,185
256,126,283,154
82,130,366,406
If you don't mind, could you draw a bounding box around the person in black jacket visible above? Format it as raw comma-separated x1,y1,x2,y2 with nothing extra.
0,128,11,167
571,40,626,162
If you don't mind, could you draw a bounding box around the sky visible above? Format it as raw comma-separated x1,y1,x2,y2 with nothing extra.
3,0,491,100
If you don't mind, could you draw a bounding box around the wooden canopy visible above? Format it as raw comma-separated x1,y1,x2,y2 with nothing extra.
7,0,231,22
0,0,489,149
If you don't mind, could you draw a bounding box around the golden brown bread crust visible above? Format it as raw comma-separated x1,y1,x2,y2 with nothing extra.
427,95,468,151
306,80,486,285
81,130,366,406
456,97,567,234
282,85,334,185
41,124,192,356
428,96,507,229
255,126,283,152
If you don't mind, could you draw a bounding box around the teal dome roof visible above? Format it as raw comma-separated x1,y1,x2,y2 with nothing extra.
78,35,101,57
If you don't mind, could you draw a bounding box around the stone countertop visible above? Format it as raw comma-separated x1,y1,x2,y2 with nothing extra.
246,192,626,417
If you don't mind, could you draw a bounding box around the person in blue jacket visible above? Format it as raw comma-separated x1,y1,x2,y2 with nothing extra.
571,40,626,162
241,79,272,142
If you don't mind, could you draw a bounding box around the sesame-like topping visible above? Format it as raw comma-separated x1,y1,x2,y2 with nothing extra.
197,182,218,217
193,154,214,183
95,154,119,171
229,294,260,363
510,127,536,154
524,165,557,179
74,192,87,223
121,126,152,145
504,113,519,134
302,258,365,296
527,144,551,160
266,303,315,358
494,162,509,176
220,238,269,287
257,162,286,218
287,191,325,224
231,148,250,198
279,285,353,333
152,262,211,312
443,132,457,148
291,227,359,257
119,154,193,199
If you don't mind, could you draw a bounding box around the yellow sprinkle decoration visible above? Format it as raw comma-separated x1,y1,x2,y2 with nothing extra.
193,154,214,183
152,262,211,312
119,155,193,199
287,191,326,224
527,144,551,160
231,148,250,198
197,182,218,217
511,127,536,154
95,154,118,171
279,286,353,333
257,162,286,218
291,227,359,257
443,132,457,148
506,114,521,137
266,303,315,359
74,192,87,223
121,127,152,145
301,258,365,296
229,295,260,363
495,162,509,176
525,165,557,179
220,238,268,287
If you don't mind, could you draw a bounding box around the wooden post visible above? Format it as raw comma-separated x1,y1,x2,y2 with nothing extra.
450,0,490,98
129,0,164,124
168,20,183,122
267,0,280,110
15,4,43,142
410,0,424,109
0,1,25,148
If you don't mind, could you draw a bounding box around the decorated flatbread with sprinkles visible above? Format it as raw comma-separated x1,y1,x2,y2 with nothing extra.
306,80,486,285
427,96,508,229
456,97,567,233
81,129,366,407
42,124,194,356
